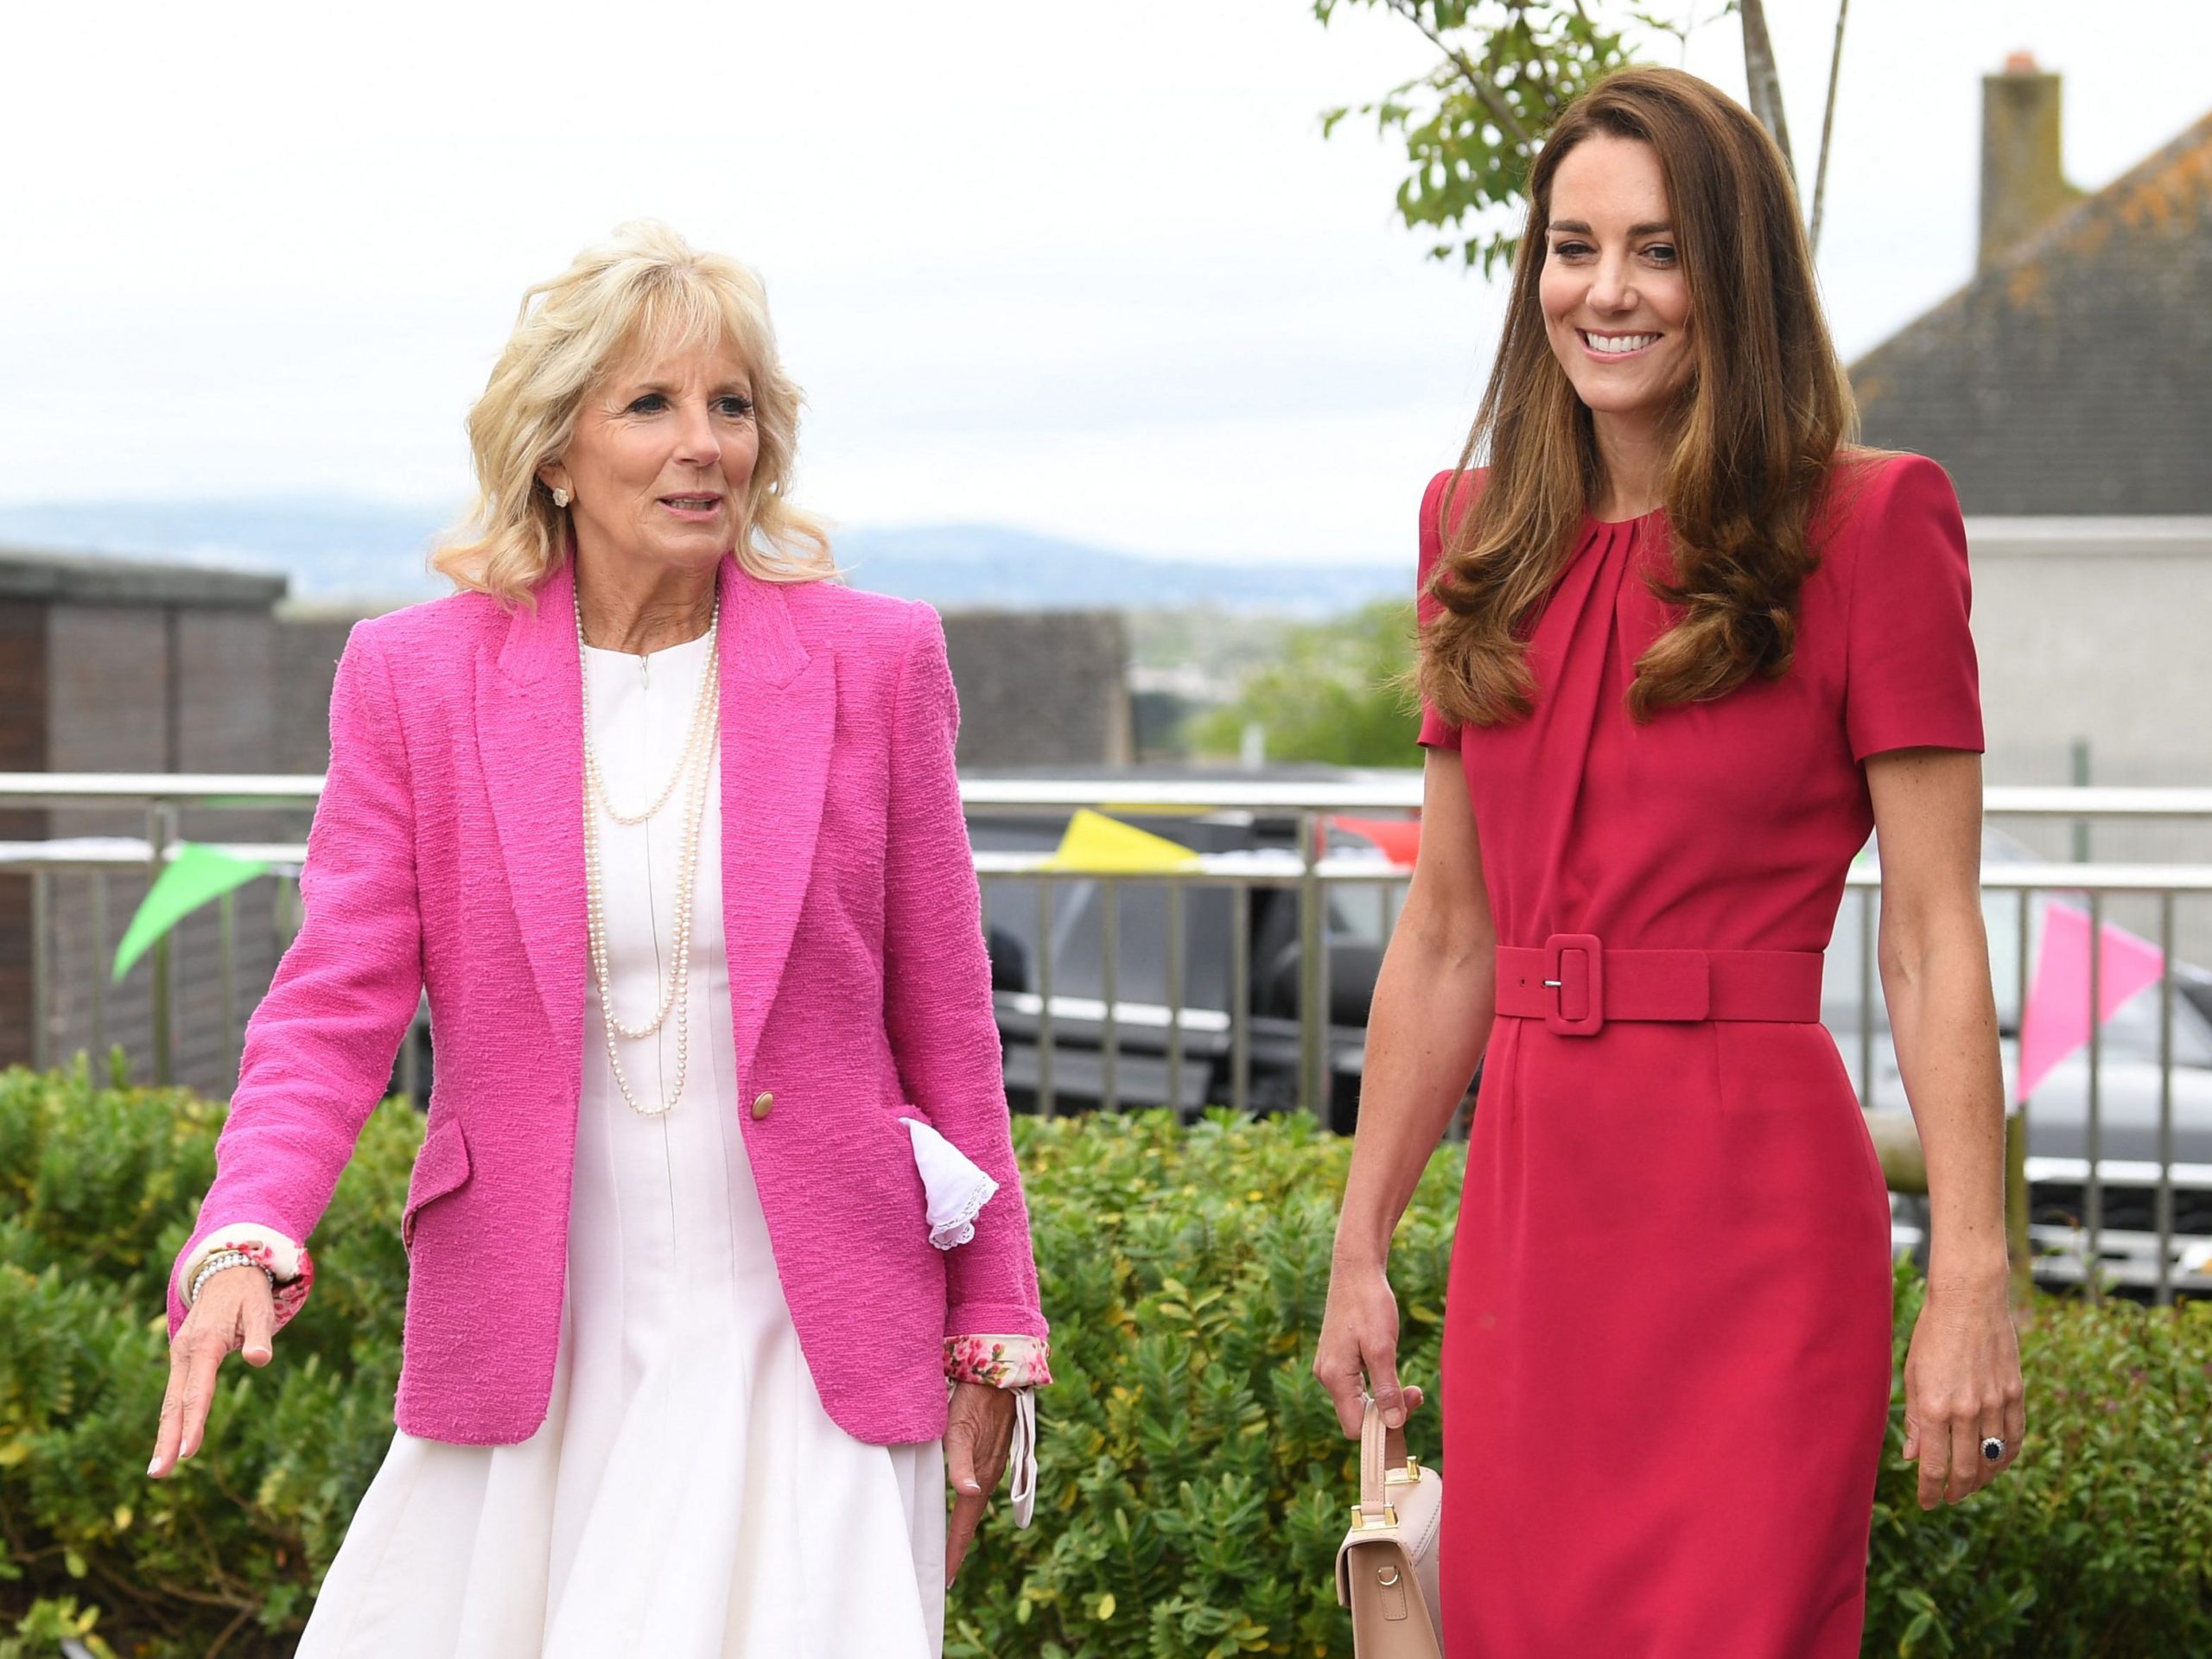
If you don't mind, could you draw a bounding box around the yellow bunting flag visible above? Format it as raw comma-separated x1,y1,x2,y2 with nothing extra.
1042,809,1201,874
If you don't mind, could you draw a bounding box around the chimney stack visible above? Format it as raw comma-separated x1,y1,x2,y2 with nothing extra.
1980,53,2073,270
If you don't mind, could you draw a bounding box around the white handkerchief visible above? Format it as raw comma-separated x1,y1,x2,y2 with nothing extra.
899,1117,1001,1250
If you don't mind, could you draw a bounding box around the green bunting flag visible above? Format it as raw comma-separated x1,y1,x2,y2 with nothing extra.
111,843,273,983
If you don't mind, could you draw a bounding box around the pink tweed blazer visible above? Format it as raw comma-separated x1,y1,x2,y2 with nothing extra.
167,555,1047,1446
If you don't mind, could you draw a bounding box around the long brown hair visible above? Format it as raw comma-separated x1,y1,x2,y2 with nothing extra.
1418,67,1857,728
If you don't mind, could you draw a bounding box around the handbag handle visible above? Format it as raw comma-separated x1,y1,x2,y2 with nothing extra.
1357,1397,1414,1522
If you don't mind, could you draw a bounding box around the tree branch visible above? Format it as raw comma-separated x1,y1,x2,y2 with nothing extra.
1809,0,1850,252
1738,0,1796,184
1384,0,1537,154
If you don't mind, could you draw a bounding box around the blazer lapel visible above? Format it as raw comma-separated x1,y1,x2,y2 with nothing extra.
716,556,836,1087
474,561,588,1067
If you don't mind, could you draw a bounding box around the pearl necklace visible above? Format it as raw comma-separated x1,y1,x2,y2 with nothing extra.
576,593,721,1117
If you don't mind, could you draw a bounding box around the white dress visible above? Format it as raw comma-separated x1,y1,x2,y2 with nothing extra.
298,630,949,1658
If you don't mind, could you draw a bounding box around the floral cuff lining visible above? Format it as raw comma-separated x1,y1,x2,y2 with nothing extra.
944,1333,1052,1389
178,1225,315,1331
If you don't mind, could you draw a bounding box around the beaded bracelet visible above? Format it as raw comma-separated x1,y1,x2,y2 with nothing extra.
188,1249,276,1307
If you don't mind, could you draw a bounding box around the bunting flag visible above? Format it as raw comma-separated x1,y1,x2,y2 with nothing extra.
2015,900,2166,1103
1330,814,1421,868
1040,809,1200,874
112,843,272,982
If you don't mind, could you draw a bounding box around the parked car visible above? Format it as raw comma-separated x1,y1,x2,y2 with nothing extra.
1829,830,2212,1294
974,784,2212,1294
971,788,1399,1128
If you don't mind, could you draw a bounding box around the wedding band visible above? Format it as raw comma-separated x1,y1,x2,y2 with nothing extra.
1980,1436,2005,1462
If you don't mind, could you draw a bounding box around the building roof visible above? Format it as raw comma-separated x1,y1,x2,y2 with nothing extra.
0,543,289,608
1851,109,2212,514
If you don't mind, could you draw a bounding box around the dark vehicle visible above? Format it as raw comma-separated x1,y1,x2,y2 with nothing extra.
969,778,1409,1132
1830,830,2212,1293
974,783,2212,1293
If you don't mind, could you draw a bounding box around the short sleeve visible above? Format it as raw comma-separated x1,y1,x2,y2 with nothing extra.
1841,454,1985,762
1415,469,1463,751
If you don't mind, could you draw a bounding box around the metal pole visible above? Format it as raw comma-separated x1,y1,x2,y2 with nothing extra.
2009,887,2034,1306
29,870,49,1072
2004,1109,2031,1307
1230,883,1251,1116
148,804,174,1087
1300,810,1326,1119
91,873,107,1062
1857,885,1877,1106
1100,879,1119,1115
2155,893,2177,1306
1165,881,1185,1114
2084,889,2104,1302
2070,739,2092,864
2014,890,2031,1124
1035,880,1055,1119
219,887,238,1089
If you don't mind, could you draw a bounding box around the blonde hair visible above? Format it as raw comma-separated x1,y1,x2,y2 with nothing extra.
434,220,835,601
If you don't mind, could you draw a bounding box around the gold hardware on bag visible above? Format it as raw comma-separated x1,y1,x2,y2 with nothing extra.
1334,1398,1445,1655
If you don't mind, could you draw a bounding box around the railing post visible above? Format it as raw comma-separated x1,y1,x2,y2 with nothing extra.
1100,878,1119,1114
1856,883,1877,1105
1230,883,1251,1116
2005,1109,2031,1308
219,887,238,1089
2155,893,2177,1306
1165,880,1185,1114
29,869,50,1072
148,803,175,1087
90,872,107,1062
2084,888,2105,1303
1035,880,1055,1119
1300,809,1326,1120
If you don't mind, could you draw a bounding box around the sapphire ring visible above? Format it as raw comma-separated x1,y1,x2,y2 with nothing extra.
1980,1436,2005,1462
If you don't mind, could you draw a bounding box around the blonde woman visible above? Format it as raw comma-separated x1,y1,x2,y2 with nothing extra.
147,221,1051,1656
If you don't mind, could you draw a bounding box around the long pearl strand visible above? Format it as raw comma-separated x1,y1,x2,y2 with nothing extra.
576,591,721,1117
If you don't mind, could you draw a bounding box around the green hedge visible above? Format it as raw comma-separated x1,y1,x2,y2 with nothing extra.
1,1062,2208,1657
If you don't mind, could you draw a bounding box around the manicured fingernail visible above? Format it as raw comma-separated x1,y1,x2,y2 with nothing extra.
147,1458,162,1478
1384,1408,1404,1428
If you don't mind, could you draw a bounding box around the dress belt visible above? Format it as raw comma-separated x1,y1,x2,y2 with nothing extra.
1493,934,1824,1038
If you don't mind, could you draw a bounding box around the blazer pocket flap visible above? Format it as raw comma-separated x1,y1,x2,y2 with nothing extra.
402,1110,473,1249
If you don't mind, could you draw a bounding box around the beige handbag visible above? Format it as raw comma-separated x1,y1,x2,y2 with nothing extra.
1334,1397,1446,1657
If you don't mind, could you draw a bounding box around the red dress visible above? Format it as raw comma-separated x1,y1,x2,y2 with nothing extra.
1417,454,1983,1656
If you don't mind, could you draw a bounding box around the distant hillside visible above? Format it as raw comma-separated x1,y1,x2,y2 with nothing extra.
0,500,1403,616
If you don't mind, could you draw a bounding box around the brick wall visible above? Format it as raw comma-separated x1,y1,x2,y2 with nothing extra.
1,552,293,1090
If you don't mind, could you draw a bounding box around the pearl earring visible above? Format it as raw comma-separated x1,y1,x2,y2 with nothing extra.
552,486,571,508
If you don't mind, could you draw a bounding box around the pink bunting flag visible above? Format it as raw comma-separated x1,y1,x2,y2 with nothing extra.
2015,900,2166,1103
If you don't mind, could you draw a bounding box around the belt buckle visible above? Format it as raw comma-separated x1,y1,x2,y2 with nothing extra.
1542,932,1604,1037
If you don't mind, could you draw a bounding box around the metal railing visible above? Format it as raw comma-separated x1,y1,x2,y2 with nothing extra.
4,773,2211,1301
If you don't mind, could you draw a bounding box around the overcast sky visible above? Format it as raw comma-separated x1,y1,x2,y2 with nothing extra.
3,1,2205,567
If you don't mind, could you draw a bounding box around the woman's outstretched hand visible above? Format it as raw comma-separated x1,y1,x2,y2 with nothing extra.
1900,1277,2025,1509
1314,1255,1425,1436
944,1380,1016,1581
148,1265,275,1479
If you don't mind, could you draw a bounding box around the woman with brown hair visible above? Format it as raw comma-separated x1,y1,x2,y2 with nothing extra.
1314,67,2023,1654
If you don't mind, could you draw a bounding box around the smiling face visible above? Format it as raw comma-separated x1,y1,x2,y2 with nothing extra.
541,334,760,579
1538,133,1695,428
